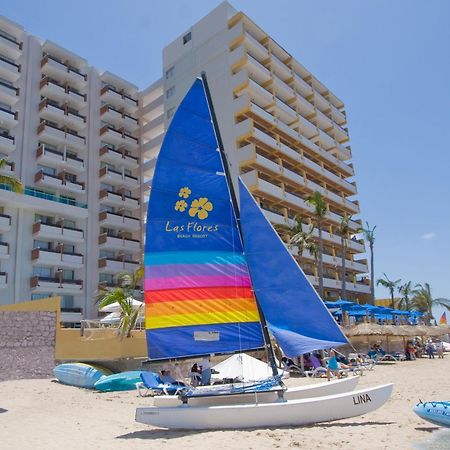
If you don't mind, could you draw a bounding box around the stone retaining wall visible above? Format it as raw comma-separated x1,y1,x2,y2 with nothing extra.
0,311,56,381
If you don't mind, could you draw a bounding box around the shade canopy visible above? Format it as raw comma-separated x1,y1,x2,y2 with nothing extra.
211,353,283,382
99,298,143,313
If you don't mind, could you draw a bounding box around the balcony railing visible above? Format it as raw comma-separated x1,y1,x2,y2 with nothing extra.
100,85,138,106
99,145,139,165
0,183,87,208
30,275,83,289
41,54,87,81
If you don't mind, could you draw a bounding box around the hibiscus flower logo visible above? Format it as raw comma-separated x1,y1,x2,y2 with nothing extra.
188,197,213,220
178,187,191,199
174,200,188,212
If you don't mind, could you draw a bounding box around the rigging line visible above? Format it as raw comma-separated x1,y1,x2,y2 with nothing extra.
201,72,279,379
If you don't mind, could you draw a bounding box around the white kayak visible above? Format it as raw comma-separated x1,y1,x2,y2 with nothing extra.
153,375,360,407
136,383,393,430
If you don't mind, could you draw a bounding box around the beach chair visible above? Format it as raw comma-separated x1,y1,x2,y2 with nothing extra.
136,372,190,397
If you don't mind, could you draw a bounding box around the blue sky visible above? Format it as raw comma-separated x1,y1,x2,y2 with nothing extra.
3,0,449,313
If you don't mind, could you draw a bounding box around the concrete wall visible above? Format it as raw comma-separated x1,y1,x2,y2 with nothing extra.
0,310,56,381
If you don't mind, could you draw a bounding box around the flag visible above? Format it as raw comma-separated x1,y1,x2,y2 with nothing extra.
439,312,447,325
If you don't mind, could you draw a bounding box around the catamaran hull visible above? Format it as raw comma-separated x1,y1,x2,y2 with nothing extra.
136,383,393,430
153,375,360,407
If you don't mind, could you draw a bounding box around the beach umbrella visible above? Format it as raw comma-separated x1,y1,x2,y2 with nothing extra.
99,298,143,313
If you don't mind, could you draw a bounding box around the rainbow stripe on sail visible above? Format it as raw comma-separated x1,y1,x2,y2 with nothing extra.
439,312,447,326
145,251,259,329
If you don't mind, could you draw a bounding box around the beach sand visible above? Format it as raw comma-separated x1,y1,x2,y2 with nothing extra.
1,356,449,450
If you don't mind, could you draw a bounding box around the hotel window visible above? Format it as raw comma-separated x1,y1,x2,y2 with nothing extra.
61,295,74,309
166,86,175,99
37,165,56,176
99,273,114,284
33,240,50,250
31,293,51,300
182,32,192,45
32,266,52,278
165,66,174,80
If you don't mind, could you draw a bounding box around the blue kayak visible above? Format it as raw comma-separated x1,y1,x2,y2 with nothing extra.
94,370,146,392
414,401,450,428
53,363,112,389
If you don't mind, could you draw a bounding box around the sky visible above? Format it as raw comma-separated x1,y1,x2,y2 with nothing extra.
2,0,449,314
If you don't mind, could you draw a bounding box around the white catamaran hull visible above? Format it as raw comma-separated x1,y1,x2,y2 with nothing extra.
153,376,360,407
136,383,393,430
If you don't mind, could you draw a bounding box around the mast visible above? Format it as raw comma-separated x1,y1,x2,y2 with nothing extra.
201,72,280,378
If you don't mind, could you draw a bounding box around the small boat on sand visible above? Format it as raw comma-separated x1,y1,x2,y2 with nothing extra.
136,384,393,430
414,401,450,428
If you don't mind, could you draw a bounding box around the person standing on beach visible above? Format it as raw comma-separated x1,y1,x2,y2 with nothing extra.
200,356,212,385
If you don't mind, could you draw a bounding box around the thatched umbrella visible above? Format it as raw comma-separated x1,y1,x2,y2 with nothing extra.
345,323,390,352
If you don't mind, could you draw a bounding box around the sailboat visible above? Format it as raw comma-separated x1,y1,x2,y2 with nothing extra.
135,75,392,429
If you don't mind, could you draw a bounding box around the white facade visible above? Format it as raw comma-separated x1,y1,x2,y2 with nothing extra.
0,16,142,322
142,2,370,301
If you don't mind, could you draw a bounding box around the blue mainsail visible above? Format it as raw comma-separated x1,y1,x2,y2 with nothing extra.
144,78,264,360
239,179,349,357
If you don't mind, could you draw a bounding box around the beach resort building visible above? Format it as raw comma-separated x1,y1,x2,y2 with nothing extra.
142,2,370,303
0,1,370,325
0,16,142,323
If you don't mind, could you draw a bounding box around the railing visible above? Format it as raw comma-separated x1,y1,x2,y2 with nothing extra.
0,33,22,48
30,275,83,288
99,145,139,164
41,54,87,80
0,183,87,208
0,56,20,71
0,80,19,95
100,85,138,106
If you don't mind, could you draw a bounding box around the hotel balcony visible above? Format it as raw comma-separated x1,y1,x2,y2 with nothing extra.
0,56,21,83
98,233,140,252
262,209,365,254
40,77,86,109
100,105,139,132
100,86,138,114
99,125,138,150
0,80,19,105
30,275,83,294
292,72,314,99
330,141,352,161
36,145,84,174
236,117,355,189
98,167,139,191
331,104,346,126
0,132,15,155
99,189,140,211
142,133,163,160
32,221,84,244
270,52,292,82
239,148,358,214
0,241,9,259
98,257,140,274
31,248,84,269
242,170,360,231
37,122,86,150
314,90,330,115
306,275,371,295
0,106,17,129
0,271,7,289
0,213,11,232
34,171,85,195
41,55,87,89
39,99,86,131
0,33,22,60
99,145,139,170
98,211,141,231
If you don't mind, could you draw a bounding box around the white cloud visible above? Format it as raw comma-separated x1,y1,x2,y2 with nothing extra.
421,232,435,240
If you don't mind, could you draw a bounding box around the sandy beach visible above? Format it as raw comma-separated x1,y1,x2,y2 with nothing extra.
1,356,449,450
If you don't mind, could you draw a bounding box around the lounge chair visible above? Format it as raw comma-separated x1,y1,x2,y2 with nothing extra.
136,372,190,397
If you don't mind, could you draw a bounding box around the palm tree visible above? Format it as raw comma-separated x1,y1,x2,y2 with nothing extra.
0,158,23,193
96,266,144,339
398,281,413,311
306,191,328,299
276,217,318,262
376,273,401,309
360,222,376,305
411,283,450,323
338,216,351,299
